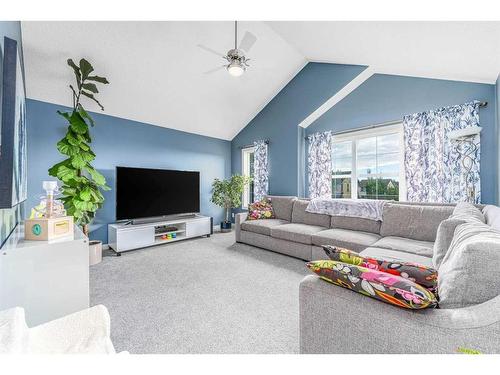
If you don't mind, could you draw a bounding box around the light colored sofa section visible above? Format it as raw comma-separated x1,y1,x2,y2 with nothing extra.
299,275,500,354
312,229,381,253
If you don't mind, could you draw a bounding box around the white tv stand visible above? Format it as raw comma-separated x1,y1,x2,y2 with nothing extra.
108,214,212,254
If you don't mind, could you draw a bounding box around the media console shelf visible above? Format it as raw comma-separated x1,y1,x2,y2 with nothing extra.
108,214,212,254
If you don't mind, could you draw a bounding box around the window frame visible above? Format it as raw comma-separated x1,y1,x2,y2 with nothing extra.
331,123,406,201
241,146,255,209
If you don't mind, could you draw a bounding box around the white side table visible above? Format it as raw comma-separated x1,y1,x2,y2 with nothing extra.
0,224,89,326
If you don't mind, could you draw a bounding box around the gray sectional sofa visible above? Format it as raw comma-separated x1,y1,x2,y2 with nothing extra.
235,196,500,354
235,196,452,267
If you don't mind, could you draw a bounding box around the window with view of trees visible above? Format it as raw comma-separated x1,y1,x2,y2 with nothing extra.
332,141,353,198
331,125,405,201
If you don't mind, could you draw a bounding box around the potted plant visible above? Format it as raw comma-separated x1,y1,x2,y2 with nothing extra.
211,175,251,232
48,58,110,255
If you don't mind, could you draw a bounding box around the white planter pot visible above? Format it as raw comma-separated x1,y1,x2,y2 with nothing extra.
89,240,102,266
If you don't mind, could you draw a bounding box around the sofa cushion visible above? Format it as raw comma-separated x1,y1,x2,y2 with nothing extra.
432,218,467,269
271,223,327,245
323,246,438,292
311,229,380,253
438,221,500,309
247,198,276,220
452,202,485,223
483,204,500,231
292,199,331,228
266,195,297,222
360,247,434,268
240,231,312,260
330,215,381,234
380,203,453,242
306,260,437,309
240,219,289,236
373,236,434,257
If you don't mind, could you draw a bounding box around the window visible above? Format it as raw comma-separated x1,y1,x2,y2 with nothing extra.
331,124,406,201
242,146,255,208
332,140,353,198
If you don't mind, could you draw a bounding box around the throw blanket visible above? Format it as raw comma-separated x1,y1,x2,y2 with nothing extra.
306,198,386,221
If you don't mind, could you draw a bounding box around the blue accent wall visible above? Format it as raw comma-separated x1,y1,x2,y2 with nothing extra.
232,62,498,205
231,63,367,198
26,99,231,243
0,21,24,247
308,73,497,204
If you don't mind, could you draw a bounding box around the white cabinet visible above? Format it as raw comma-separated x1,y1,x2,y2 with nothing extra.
108,214,212,253
114,225,155,251
186,219,211,238
0,225,89,327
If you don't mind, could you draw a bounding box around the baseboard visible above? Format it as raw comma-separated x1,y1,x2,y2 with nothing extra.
102,243,110,250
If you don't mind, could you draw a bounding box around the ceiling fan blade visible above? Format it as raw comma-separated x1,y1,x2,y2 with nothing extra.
197,44,226,58
203,66,226,75
238,31,257,53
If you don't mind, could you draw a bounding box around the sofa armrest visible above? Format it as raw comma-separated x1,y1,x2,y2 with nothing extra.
300,275,500,354
235,212,247,242
27,305,117,354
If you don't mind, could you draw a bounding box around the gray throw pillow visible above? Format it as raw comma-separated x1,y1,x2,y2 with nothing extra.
452,202,485,223
433,202,487,269
437,221,500,309
432,218,467,269
483,205,500,231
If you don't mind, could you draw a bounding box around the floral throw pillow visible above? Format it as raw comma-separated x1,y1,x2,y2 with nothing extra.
247,199,276,220
306,260,438,310
323,245,438,293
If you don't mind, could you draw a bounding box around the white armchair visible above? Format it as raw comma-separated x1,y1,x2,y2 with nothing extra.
0,305,121,354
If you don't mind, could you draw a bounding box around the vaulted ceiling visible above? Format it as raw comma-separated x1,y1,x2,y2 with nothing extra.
267,21,500,84
22,21,500,141
21,21,306,140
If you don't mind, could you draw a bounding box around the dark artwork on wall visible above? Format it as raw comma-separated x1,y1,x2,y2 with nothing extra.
0,37,27,208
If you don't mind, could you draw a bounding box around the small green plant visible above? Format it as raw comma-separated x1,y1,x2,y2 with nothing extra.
457,347,482,354
211,175,251,223
48,58,110,236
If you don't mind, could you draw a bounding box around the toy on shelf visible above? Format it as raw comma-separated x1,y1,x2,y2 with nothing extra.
25,181,74,241
160,232,177,241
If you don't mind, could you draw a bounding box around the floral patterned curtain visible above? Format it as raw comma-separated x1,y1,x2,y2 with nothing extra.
253,140,269,201
307,131,333,199
403,101,481,203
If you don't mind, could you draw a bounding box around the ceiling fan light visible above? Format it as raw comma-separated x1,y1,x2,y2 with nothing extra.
227,62,245,77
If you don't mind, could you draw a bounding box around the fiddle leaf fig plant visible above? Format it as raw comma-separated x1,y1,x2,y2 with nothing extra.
48,58,110,236
211,175,251,223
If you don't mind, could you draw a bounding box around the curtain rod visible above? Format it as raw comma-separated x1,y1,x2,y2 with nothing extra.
238,140,269,149
305,119,401,140
305,101,488,140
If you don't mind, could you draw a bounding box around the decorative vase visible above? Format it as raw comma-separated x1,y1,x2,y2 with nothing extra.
220,221,232,233
89,240,103,266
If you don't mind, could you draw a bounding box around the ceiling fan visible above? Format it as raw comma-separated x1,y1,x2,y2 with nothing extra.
198,21,257,77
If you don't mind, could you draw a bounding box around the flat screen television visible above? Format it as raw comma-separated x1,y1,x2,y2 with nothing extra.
116,166,200,221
